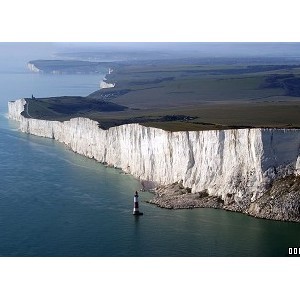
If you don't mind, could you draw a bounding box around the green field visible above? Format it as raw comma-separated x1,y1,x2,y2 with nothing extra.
25,59,300,131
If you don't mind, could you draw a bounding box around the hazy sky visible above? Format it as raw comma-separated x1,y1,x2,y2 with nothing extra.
1,42,300,62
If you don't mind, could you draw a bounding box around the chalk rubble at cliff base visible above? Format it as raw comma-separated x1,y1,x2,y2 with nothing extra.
8,98,300,222
147,182,224,209
149,176,300,222
248,175,300,222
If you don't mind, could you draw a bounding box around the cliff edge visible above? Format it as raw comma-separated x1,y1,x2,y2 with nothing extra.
8,98,300,221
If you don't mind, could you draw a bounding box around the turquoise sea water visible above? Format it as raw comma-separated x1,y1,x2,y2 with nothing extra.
0,45,300,256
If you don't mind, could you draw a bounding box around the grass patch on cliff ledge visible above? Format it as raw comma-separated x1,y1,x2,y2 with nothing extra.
25,60,300,131
23,96,128,121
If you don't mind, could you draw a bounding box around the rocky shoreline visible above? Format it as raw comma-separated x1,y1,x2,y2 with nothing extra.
146,175,300,222
146,182,224,209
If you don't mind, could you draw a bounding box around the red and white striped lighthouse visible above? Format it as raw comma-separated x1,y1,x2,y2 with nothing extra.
133,191,143,215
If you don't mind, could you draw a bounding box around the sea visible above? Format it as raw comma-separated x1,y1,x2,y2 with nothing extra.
0,43,300,257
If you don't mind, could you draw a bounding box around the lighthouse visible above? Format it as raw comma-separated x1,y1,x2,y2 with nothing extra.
133,191,143,216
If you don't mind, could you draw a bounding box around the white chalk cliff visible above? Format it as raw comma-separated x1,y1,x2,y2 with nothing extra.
27,63,41,73
8,99,300,205
99,80,116,89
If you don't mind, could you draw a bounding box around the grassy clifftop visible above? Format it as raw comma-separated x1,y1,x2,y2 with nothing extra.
25,58,300,131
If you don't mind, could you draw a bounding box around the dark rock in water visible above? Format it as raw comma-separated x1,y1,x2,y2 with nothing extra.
133,212,144,216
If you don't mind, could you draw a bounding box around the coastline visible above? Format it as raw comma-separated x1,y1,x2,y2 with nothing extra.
99,68,115,89
7,98,300,223
148,178,300,222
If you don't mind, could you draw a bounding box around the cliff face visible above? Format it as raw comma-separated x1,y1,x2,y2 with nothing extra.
27,63,41,73
7,98,27,121
8,99,300,207
99,80,115,89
